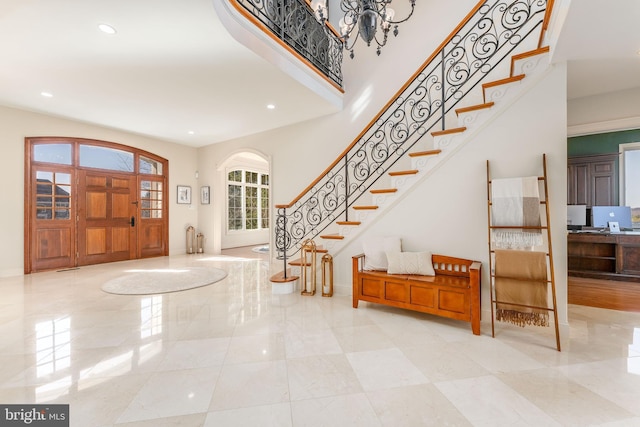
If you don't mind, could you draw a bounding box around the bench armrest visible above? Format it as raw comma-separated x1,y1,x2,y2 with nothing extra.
352,253,365,273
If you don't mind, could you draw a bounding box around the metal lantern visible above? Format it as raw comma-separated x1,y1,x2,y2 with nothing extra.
186,225,195,254
300,239,317,296
321,253,333,297
196,232,204,253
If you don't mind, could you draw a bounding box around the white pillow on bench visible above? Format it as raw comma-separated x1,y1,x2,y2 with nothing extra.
362,236,401,270
386,251,436,276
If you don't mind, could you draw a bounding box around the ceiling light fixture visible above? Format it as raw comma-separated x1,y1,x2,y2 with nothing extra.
321,0,416,59
40,91,53,98
266,104,275,110
98,23,117,35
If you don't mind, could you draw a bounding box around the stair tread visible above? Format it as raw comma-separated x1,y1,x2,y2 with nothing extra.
512,46,550,61
370,188,397,194
511,46,549,76
336,221,361,225
270,270,299,283
353,205,379,210
455,102,494,116
289,246,329,266
289,260,312,266
300,247,328,253
320,234,344,240
408,149,442,157
483,74,525,89
389,170,419,176
431,127,466,137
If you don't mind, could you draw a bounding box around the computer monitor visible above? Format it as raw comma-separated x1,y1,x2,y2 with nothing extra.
591,206,632,229
567,205,587,228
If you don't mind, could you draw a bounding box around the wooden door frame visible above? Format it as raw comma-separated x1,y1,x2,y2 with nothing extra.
24,137,169,274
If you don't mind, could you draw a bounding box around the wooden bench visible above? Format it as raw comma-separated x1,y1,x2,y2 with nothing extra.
352,253,481,335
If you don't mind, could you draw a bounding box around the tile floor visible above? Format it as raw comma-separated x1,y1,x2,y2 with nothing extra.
1,250,640,426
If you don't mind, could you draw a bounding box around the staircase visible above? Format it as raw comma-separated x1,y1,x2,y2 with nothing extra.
325,47,550,247
271,0,556,291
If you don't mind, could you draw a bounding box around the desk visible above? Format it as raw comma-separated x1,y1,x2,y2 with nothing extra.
568,231,640,281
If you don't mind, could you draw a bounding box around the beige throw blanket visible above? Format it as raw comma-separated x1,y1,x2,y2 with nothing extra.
491,176,543,249
494,249,549,327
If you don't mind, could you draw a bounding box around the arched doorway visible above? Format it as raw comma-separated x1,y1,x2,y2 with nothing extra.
219,151,270,251
24,137,169,273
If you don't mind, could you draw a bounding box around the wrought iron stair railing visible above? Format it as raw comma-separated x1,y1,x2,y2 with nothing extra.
275,0,553,272
229,0,344,88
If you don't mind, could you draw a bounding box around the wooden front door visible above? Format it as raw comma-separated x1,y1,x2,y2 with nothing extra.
76,170,137,266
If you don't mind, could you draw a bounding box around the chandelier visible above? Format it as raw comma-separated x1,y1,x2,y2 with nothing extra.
332,0,416,59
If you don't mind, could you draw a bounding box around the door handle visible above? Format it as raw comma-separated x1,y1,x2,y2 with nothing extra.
130,216,135,227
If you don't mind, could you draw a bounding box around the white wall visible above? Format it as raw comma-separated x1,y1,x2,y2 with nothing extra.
0,105,197,277
568,87,640,136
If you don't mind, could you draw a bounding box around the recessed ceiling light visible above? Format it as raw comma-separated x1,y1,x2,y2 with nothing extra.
188,131,195,135
41,92,53,98
98,23,117,35
266,104,275,110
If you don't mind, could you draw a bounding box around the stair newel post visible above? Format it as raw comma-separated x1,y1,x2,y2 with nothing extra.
344,156,349,222
440,49,446,131
278,206,288,279
283,207,288,278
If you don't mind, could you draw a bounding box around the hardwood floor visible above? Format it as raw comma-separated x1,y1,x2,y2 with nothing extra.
568,276,640,312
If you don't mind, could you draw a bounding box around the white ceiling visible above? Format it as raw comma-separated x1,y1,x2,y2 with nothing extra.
0,0,339,147
0,0,638,148
553,0,640,100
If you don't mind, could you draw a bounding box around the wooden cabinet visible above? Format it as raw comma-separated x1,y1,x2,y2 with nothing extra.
568,233,617,276
568,154,618,207
567,161,589,205
568,232,640,281
617,235,640,276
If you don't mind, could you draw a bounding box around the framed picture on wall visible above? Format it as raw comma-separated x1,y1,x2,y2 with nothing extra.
177,185,191,204
201,186,210,205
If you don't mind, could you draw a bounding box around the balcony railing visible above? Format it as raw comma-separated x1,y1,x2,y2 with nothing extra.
232,0,343,87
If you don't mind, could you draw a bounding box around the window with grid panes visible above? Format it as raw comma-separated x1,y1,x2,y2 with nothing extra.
227,169,269,231
35,171,71,220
